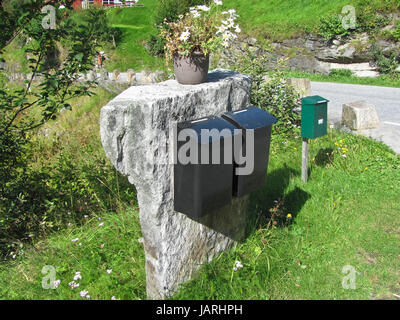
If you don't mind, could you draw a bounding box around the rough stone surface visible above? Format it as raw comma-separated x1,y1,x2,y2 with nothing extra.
127,69,136,83
342,100,380,130
287,78,312,97
112,69,120,81
100,69,252,299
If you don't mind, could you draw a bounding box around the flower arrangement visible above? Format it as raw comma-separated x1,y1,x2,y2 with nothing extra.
160,0,241,63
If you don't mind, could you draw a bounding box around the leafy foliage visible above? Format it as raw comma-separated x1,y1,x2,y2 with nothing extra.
318,14,351,41
0,2,124,255
371,44,399,75
233,52,301,135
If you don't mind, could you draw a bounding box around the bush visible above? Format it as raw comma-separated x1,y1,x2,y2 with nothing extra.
372,45,399,75
392,21,400,42
233,52,301,135
0,139,136,256
318,14,351,41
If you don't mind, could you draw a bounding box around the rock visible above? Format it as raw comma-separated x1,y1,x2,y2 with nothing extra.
152,70,167,83
287,78,312,97
136,70,154,84
342,100,380,130
322,62,379,78
332,40,341,46
100,69,109,80
127,69,136,83
100,69,252,299
87,70,96,81
112,69,120,81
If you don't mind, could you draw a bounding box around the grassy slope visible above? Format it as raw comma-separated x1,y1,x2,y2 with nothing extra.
1,127,399,299
103,3,165,72
223,0,399,41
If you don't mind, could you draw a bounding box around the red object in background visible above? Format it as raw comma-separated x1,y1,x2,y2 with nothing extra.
72,0,103,10
72,0,82,10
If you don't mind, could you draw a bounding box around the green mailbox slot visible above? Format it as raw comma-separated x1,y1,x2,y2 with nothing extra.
301,95,329,139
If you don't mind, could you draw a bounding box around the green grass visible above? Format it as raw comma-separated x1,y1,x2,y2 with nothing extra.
285,70,400,88
172,132,400,300
223,0,399,41
0,207,146,300
102,4,165,72
1,128,399,299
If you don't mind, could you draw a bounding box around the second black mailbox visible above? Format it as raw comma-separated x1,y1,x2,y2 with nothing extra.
222,106,277,197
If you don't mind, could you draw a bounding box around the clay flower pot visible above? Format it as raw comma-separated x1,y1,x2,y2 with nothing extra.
173,51,209,85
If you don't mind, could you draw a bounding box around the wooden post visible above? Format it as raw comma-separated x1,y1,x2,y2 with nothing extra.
302,138,309,182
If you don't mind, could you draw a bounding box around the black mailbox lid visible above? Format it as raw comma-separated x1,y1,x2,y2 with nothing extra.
177,115,238,144
221,106,277,130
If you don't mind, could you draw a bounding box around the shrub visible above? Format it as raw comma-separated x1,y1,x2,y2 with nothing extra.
372,44,399,75
233,52,301,135
318,14,350,41
392,21,400,42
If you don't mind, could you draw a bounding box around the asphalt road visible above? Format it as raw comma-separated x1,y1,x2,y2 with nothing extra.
311,81,400,154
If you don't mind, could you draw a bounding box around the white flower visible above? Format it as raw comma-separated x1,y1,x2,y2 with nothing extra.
73,271,82,281
234,25,241,33
222,41,229,48
53,280,61,288
179,29,191,42
107,269,112,274
233,260,243,271
68,281,79,289
80,290,89,298
213,0,223,5
216,25,227,34
197,5,210,11
98,222,104,226
228,9,236,14
85,295,90,299
71,238,79,242
111,296,120,300
192,11,201,18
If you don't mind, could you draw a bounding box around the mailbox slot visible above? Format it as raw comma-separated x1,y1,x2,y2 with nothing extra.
222,106,277,197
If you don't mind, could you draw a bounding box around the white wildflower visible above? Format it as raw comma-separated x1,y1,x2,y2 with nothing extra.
197,5,210,11
213,0,223,5
80,290,89,298
179,29,191,42
107,269,112,274
73,271,82,281
233,260,243,271
53,280,61,288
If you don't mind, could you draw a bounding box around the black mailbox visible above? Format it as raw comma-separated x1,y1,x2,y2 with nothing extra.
222,106,277,197
174,116,239,219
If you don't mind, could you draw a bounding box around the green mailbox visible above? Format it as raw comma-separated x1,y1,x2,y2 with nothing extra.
301,95,329,139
